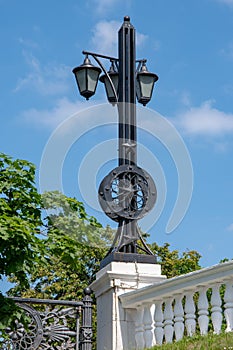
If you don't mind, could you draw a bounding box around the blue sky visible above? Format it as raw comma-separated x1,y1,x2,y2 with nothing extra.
1,0,233,272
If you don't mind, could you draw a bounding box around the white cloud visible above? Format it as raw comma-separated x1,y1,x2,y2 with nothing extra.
216,0,233,6
89,0,131,15
91,20,120,56
227,223,233,231
180,91,192,107
20,97,109,130
18,37,39,49
92,0,118,15
21,97,88,129
91,20,148,57
136,32,148,47
14,52,71,96
176,100,233,136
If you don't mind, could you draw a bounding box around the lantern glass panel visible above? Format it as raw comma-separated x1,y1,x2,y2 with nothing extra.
105,75,118,99
76,69,86,93
139,75,155,99
100,72,118,103
88,69,100,93
105,78,113,98
111,74,119,95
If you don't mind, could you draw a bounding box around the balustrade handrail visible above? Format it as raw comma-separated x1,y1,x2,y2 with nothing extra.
120,260,233,308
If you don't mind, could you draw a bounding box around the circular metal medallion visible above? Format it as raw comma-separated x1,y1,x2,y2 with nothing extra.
98,165,156,221
3,303,43,350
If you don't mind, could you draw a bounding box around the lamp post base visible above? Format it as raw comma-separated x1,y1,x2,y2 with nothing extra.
100,252,157,269
90,258,166,350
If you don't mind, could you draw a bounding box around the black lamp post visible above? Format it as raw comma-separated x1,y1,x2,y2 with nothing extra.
73,16,159,268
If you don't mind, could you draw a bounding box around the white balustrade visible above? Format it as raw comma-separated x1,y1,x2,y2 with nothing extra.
185,291,196,336
154,301,164,345
164,298,174,343
135,306,145,349
198,287,209,335
174,295,184,341
211,284,222,334
143,304,155,348
119,260,233,349
224,281,233,332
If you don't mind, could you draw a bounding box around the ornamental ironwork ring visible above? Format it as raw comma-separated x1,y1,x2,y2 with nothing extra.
98,165,157,221
4,303,43,350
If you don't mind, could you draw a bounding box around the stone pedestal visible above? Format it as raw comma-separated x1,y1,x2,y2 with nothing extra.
90,261,166,350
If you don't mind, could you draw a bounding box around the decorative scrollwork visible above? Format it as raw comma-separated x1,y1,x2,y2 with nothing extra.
3,303,43,350
38,306,77,349
1,303,80,350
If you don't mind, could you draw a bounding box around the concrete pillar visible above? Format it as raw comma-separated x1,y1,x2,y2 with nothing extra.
90,262,166,350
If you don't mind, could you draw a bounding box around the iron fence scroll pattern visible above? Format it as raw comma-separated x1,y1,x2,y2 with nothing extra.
1,288,93,350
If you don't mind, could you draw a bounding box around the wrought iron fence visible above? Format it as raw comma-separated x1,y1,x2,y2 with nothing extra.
0,288,93,350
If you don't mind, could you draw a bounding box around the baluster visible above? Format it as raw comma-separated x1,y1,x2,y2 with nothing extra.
143,303,155,348
154,301,164,345
224,281,233,332
164,298,174,343
198,287,209,335
174,295,184,341
185,291,196,336
211,284,223,334
135,306,145,349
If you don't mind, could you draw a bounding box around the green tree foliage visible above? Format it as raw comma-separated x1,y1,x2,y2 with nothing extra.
10,190,114,300
0,153,43,328
149,242,202,278
7,190,114,349
0,153,42,284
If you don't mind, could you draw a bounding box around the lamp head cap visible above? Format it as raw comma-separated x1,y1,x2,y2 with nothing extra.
124,16,130,22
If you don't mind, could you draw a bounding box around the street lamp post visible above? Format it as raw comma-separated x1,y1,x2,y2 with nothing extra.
73,16,159,268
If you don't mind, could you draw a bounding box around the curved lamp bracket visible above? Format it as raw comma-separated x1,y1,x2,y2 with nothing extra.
82,50,119,103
